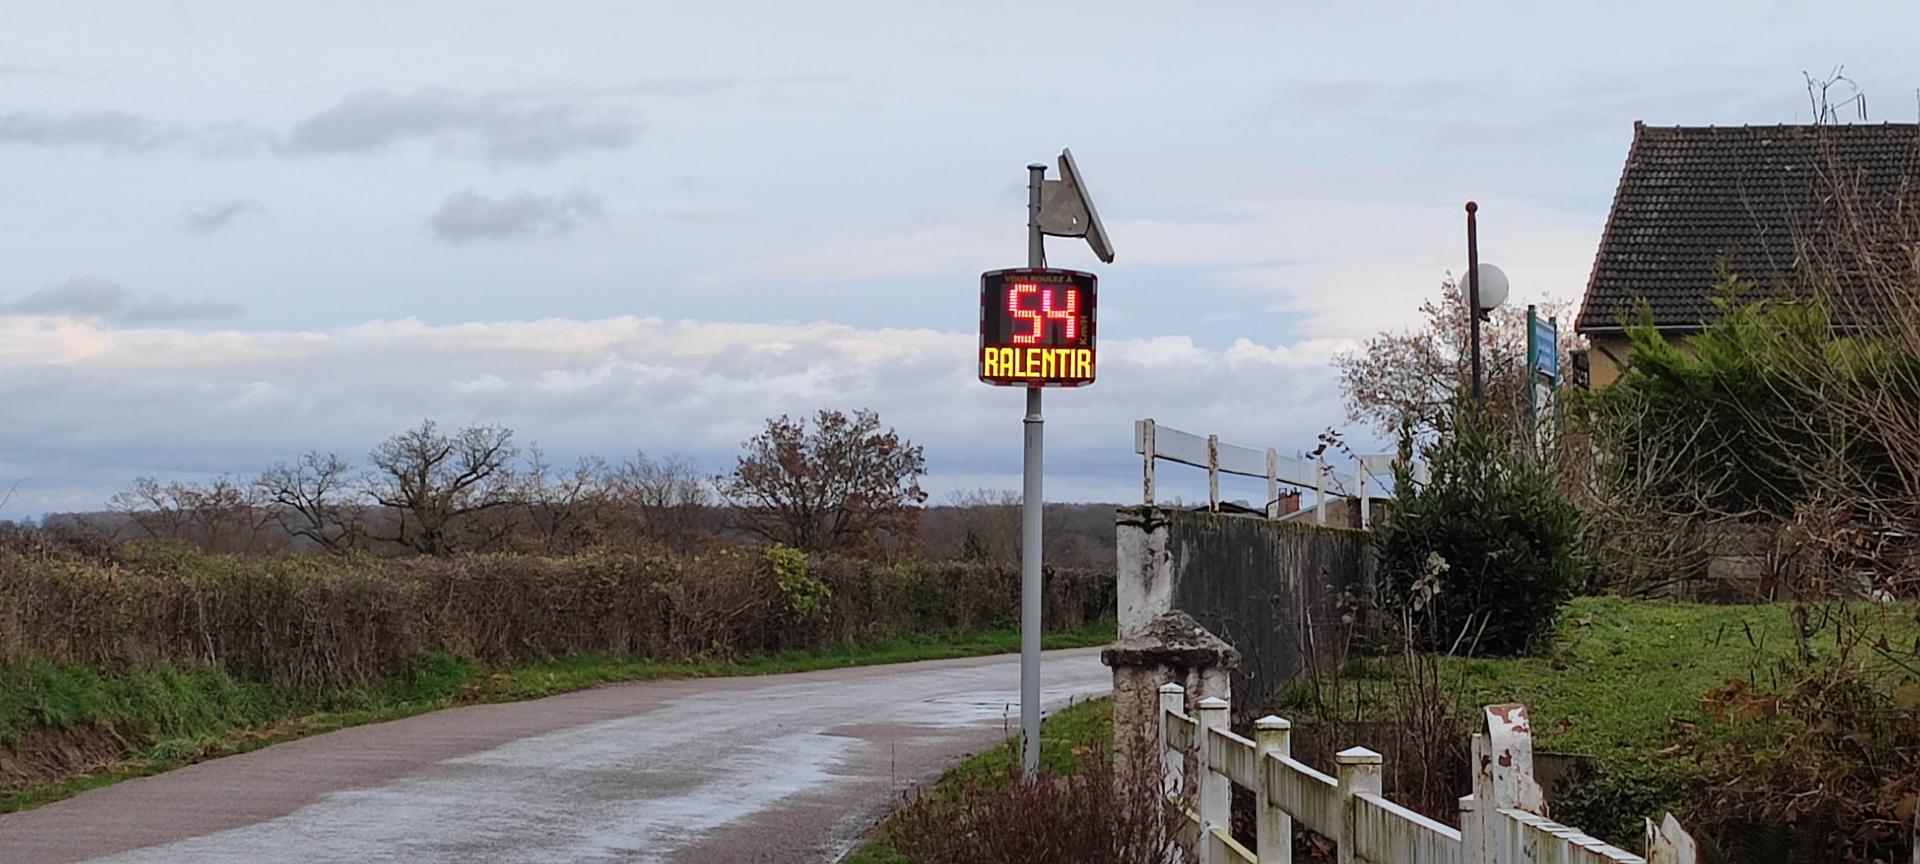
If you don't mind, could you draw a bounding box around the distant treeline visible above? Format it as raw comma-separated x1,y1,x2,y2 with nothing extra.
18,412,1120,572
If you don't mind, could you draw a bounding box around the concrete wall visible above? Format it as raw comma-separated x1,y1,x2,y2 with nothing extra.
1117,506,1373,715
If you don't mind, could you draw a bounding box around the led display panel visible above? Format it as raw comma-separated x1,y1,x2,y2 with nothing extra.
978,268,1096,387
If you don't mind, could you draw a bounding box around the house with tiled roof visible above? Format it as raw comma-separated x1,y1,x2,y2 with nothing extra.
1575,121,1920,386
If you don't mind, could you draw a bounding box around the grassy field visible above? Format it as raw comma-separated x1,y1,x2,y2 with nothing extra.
1270,595,1919,847
1273,596,1917,756
0,620,1116,814
846,696,1114,864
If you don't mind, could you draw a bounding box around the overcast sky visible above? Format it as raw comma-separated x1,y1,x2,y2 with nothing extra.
1,1,1914,516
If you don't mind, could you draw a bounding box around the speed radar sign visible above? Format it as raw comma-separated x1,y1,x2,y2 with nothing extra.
977,268,1096,387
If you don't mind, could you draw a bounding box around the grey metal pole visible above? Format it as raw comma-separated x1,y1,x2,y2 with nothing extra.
1020,162,1046,778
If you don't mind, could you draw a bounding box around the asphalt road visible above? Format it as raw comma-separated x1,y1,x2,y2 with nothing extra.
0,648,1110,864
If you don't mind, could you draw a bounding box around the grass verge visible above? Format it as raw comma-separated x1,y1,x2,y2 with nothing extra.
0,620,1116,815
845,696,1114,864
1269,596,1918,845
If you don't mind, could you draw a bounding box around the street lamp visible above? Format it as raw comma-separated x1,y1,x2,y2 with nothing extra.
1463,202,1508,407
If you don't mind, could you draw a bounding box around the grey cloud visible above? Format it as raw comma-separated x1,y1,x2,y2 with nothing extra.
181,199,263,235
429,189,605,244
283,88,638,163
0,277,242,324
0,109,273,157
0,109,172,152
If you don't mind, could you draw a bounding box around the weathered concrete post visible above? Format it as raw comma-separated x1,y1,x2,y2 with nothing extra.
1254,715,1293,864
1101,610,1240,798
1334,746,1383,864
1196,696,1231,864
1115,506,1173,637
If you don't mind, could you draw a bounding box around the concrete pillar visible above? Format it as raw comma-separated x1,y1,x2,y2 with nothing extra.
1100,610,1241,798
1115,505,1173,638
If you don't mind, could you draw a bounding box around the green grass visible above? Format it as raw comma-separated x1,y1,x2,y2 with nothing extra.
1275,596,1917,758
845,696,1114,864
1270,596,1919,846
0,620,1116,814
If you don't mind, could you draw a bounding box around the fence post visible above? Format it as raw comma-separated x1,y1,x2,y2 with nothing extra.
1314,456,1328,525
1357,457,1372,529
1466,732,1490,862
1458,793,1482,864
1265,448,1279,519
1646,812,1698,864
1255,715,1292,864
1159,682,1185,800
1334,746,1382,864
1195,696,1231,863
1206,434,1220,512
1142,419,1157,507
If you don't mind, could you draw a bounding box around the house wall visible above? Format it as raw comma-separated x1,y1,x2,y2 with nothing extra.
1585,332,1633,388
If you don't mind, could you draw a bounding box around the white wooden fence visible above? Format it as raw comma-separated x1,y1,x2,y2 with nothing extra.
1156,684,1696,864
1133,418,1402,526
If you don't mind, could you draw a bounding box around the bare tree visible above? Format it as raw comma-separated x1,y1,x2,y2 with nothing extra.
364,420,521,555
606,451,711,549
1336,280,1577,438
110,476,191,541
258,451,360,553
521,446,608,554
722,409,926,554
109,475,272,552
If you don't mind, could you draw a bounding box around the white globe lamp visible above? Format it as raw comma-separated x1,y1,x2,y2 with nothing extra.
1466,262,1509,312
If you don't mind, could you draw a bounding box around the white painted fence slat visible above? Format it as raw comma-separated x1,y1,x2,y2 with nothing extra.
1135,419,1367,504
1351,794,1462,864
1208,725,1260,791
1214,439,1270,479
1151,424,1212,469
1158,699,1677,864
1166,710,1197,752
1267,754,1340,839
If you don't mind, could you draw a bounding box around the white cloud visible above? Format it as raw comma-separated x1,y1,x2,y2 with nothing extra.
0,313,1358,515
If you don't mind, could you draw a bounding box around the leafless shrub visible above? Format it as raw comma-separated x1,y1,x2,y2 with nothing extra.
886,717,1174,864
0,546,1114,692
109,475,276,554
604,450,711,551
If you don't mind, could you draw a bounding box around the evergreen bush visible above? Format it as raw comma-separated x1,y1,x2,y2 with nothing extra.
1378,406,1583,655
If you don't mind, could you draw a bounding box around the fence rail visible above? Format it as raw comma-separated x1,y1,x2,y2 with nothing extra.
1157,683,1682,864
1133,418,1401,526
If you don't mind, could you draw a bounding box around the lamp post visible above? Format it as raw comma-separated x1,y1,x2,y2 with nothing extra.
1462,202,1509,408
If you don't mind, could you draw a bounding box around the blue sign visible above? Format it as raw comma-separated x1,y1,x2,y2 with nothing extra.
1532,316,1558,378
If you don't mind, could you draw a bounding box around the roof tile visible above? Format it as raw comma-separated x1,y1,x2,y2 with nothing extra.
1576,123,1920,332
